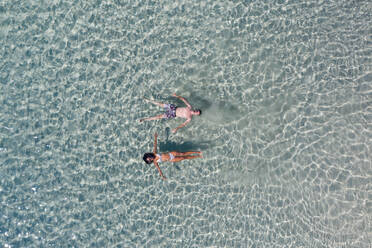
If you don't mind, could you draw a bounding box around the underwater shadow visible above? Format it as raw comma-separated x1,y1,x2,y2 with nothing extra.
159,139,211,153
158,127,212,171
159,127,212,152
169,94,212,114
183,91,242,124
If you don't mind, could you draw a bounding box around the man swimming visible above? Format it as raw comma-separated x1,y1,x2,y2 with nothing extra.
139,93,201,133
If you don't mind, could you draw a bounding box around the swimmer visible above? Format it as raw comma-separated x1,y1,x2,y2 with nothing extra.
143,133,202,180
139,93,201,133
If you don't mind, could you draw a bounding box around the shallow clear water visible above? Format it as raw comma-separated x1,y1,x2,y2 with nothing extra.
1,0,371,247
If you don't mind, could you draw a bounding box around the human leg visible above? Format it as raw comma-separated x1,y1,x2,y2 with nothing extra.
144,98,167,108
139,114,166,122
172,151,201,156
171,155,202,162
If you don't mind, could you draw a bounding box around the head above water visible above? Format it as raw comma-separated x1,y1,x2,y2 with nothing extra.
192,109,202,116
143,153,156,164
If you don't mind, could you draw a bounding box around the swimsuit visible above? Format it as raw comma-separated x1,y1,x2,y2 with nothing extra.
156,153,175,162
156,154,162,163
164,104,177,119
169,153,175,161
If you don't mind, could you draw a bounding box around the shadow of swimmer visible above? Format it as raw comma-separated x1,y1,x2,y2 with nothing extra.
159,139,212,154
202,100,242,125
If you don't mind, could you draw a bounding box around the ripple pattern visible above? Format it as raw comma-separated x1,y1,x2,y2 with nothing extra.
0,0,371,247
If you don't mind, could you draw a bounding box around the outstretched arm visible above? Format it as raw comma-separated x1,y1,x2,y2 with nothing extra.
154,161,166,180
172,93,192,108
172,119,191,133
153,133,158,154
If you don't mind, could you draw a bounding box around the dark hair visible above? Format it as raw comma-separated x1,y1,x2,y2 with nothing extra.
143,153,156,164
196,109,202,115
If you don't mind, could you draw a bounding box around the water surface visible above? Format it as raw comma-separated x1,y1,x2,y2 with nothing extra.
0,0,371,247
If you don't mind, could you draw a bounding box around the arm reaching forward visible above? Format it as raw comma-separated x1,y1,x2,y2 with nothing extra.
152,133,158,154
154,161,166,180
172,119,191,133
172,93,192,108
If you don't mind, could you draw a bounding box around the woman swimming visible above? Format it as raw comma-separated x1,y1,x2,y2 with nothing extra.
143,133,202,180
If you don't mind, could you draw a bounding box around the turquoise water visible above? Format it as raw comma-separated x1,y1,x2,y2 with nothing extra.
1,0,371,247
